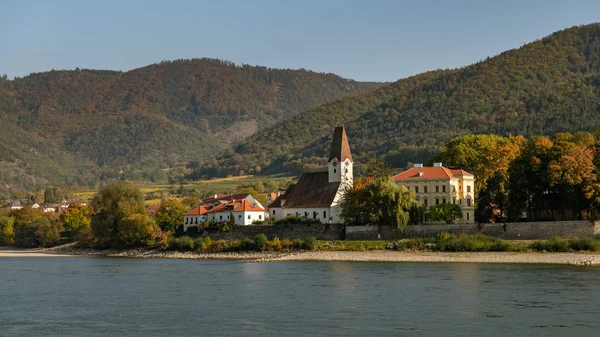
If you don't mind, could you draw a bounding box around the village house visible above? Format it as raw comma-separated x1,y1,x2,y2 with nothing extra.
9,201,22,210
392,163,475,223
146,204,161,217
269,126,353,224
182,193,268,230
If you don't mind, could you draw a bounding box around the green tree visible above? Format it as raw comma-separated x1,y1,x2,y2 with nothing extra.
90,182,146,247
341,177,413,228
14,217,62,248
427,203,463,224
43,187,64,204
0,216,15,245
154,198,187,231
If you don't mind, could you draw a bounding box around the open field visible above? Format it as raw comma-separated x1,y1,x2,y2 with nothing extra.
64,174,295,205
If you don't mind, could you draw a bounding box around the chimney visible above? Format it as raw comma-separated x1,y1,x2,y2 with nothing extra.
414,163,423,168
433,162,443,167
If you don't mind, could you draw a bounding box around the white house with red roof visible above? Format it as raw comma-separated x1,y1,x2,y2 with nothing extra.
392,163,475,223
183,198,267,230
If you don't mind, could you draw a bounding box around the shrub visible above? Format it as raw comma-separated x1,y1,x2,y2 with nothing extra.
167,236,178,250
201,236,213,250
186,226,199,235
292,239,304,249
254,234,268,251
303,237,317,251
530,237,569,252
239,237,256,251
568,237,600,251
436,232,510,252
193,237,205,250
274,216,321,225
179,236,194,251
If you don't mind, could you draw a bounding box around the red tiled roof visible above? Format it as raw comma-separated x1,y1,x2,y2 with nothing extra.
184,205,208,216
392,166,473,181
233,199,265,212
147,204,161,211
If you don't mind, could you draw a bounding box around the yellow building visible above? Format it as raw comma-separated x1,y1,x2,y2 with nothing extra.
392,163,475,223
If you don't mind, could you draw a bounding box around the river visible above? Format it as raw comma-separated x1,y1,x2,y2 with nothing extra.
1,257,599,336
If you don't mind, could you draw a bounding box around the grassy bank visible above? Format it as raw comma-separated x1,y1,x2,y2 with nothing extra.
162,233,600,254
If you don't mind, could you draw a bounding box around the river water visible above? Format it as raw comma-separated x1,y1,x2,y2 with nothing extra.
1,257,599,336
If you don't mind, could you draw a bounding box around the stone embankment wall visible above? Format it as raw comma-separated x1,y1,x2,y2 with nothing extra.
345,221,600,241
198,221,600,241
202,223,345,241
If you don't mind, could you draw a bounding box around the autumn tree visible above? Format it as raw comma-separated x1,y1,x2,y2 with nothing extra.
0,216,15,245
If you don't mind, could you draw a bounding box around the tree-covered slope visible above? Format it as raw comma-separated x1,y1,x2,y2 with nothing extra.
0,59,382,193
202,23,600,177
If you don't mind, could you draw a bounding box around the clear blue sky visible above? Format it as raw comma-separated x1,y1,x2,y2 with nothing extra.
1,0,599,82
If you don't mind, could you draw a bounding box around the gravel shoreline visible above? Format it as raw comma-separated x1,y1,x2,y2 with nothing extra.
1,244,599,266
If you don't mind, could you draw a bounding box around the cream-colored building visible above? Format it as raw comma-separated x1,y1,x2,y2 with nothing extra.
392,163,475,223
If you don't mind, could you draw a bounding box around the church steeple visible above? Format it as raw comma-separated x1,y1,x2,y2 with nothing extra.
328,126,353,162
328,126,353,185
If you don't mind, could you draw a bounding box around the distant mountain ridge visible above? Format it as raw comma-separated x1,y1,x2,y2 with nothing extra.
0,59,383,194
199,23,600,178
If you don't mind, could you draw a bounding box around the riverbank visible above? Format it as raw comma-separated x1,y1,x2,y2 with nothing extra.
1,245,599,266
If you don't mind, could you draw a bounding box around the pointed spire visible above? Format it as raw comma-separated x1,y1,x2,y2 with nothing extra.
328,126,353,162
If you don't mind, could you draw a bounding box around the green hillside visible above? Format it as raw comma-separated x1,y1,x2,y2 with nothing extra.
0,59,382,195
200,23,600,177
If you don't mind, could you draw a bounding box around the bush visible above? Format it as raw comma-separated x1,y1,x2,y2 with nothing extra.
435,232,510,252
530,237,569,252
14,217,62,248
292,239,304,249
254,234,268,251
186,226,199,235
193,237,205,250
239,237,256,251
167,236,178,250
274,216,321,225
568,237,600,251
179,236,194,251
303,237,317,251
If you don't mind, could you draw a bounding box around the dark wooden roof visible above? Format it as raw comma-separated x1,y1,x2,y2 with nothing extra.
270,171,341,209
328,126,352,162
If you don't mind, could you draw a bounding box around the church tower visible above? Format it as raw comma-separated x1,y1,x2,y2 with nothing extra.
328,126,353,187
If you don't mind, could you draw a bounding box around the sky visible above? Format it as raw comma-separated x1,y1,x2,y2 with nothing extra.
1,0,599,82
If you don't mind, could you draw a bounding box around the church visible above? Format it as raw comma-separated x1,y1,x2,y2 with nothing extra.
269,127,353,224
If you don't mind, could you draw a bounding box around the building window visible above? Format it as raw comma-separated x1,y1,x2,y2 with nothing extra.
415,186,419,193
453,186,456,192
345,168,348,173
436,186,439,193
424,186,428,193
467,185,471,193
259,215,262,220
248,215,251,219
467,213,470,221
442,185,446,193
238,215,242,220
436,198,439,205
453,198,456,204
185,218,188,224
195,217,198,224
334,169,336,173
273,210,276,215
219,215,223,221
467,199,472,207
305,212,309,217
442,198,446,204
323,211,327,218
424,199,428,207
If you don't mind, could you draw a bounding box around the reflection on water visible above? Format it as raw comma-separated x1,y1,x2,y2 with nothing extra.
1,258,599,337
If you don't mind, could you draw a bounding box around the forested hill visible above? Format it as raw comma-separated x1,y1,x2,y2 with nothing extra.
199,23,600,178
0,59,383,193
